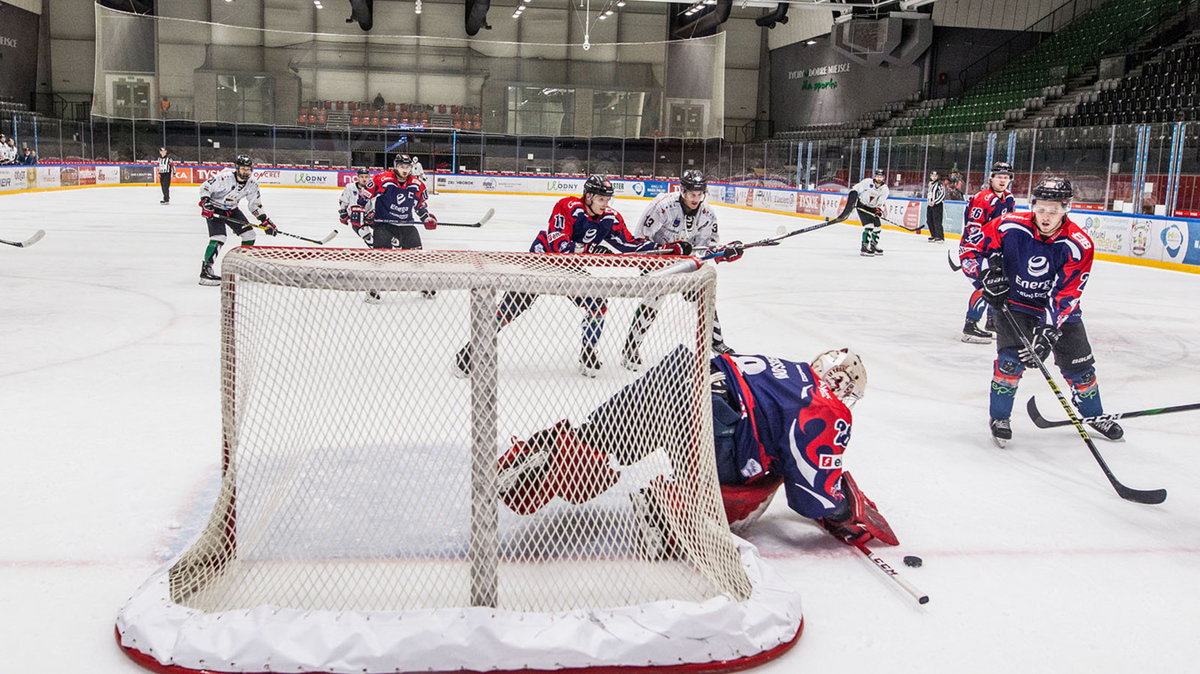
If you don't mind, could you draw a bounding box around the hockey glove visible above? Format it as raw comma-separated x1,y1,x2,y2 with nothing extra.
817,472,899,546
348,205,366,225
258,215,278,236
662,240,693,256
338,209,350,226
979,256,1010,308
1019,324,1060,367
713,240,745,263
424,215,438,230
199,199,215,219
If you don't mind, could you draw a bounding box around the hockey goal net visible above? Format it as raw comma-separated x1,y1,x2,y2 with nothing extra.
116,248,802,673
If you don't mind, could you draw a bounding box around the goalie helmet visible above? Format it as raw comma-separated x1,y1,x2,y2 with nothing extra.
811,348,867,407
680,170,707,192
583,174,615,197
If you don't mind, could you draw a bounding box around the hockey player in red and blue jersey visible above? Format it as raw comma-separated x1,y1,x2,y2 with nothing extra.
961,176,1123,446
364,154,438,299
958,162,1016,343
454,175,689,378
366,153,437,250
491,346,898,550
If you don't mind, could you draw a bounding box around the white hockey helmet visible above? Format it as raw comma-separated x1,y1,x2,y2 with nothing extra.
811,348,867,407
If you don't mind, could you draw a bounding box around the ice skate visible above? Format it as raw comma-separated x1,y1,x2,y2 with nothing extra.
199,261,221,286
871,244,884,256
860,242,872,257
990,418,1012,448
1088,418,1125,442
453,345,473,378
961,320,994,344
579,344,602,377
620,338,642,372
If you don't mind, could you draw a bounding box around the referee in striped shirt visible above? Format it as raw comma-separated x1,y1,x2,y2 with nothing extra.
925,170,945,242
156,147,174,204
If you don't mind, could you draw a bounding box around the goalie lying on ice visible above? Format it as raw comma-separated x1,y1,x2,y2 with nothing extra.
495,347,898,548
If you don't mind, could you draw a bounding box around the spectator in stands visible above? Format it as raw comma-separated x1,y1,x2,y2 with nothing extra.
18,144,37,165
373,93,385,110
0,134,13,164
946,170,965,201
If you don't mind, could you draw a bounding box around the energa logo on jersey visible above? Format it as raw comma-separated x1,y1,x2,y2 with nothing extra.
1026,255,1050,277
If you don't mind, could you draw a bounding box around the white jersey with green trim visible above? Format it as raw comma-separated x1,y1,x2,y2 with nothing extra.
632,191,719,248
199,169,266,217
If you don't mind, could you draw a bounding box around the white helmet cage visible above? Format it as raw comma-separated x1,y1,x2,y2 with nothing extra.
811,348,868,407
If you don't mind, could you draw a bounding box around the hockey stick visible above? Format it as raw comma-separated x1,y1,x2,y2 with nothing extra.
1000,305,1166,504
215,215,337,245
438,208,495,228
856,205,921,232
947,248,962,271
854,543,929,605
0,230,45,248
1026,396,1200,429
698,198,858,261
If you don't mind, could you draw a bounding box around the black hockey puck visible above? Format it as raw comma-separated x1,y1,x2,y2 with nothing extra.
903,555,923,568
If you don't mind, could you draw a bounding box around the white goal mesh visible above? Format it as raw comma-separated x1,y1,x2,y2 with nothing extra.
116,248,802,673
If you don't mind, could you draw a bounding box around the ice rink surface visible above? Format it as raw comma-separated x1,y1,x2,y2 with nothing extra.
2,184,1199,673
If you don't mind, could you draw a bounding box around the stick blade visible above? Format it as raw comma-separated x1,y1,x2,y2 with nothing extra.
1117,485,1167,505
22,230,46,247
476,208,495,227
319,230,339,245
1026,396,1056,428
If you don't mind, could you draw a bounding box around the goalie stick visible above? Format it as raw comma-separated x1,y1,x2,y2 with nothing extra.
1000,305,1166,505
854,543,929,605
438,208,495,228
1026,396,1200,429
0,229,45,248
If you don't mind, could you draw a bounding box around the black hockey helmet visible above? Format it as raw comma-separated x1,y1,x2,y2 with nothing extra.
393,153,413,166
873,168,885,177
990,161,1014,177
234,154,253,169
356,166,371,176
680,170,707,192
1031,176,1073,203
583,174,615,197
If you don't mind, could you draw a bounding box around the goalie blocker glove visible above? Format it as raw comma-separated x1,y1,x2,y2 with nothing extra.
817,472,899,546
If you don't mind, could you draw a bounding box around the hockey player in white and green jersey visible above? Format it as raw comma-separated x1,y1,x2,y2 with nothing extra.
850,170,889,256
197,155,277,285
620,170,744,370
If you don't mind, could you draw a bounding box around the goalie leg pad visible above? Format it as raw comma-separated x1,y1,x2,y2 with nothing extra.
496,420,569,515
720,475,784,534
552,426,620,504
